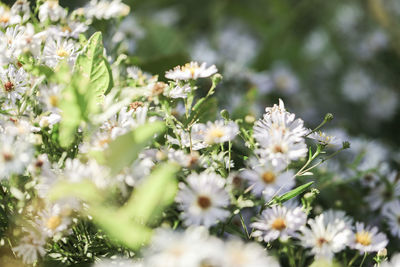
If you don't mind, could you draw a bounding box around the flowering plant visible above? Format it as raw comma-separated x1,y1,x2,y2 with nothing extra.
0,1,399,267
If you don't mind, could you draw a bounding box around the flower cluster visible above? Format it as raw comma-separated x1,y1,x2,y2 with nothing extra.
0,1,399,267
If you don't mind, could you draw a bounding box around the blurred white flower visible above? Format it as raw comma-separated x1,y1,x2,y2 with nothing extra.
38,0,67,22
43,37,78,68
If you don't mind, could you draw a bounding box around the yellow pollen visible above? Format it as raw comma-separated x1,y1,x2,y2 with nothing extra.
49,95,59,107
261,171,276,184
62,26,72,33
46,215,62,230
0,14,10,24
271,217,286,231
355,231,372,246
57,48,69,57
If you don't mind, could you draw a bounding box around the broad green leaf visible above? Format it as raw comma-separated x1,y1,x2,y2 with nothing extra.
48,180,103,204
90,206,153,250
277,181,314,203
119,163,180,223
75,32,113,101
104,121,165,175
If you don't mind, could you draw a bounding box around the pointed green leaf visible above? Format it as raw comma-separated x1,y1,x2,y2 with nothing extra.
277,181,314,203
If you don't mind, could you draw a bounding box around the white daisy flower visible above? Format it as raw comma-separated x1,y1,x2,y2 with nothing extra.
271,64,299,95
144,227,223,267
165,61,218,81
164,84,191,99
0,25,26,64
201,120,239,145
299,212,352,260
365,171,400,211
47,21,89,39
38,0,67,22
240,158,295,199
0,64,29,104
176,172,230,227
308,131,340,147
382,200,400,238
36,203,72,237
251,204,306,242
0,6,21,28
12,229,46,264
11,0,31,23
381,253,400,267
62,158,111,189
84,0,130,20
349,222,388,253
0,134,33,179
167,124,208,151
222,239,280,267
341,68,373,102
39,83,63,114
21,23,46,57
254,99,308,166
43,37,78,68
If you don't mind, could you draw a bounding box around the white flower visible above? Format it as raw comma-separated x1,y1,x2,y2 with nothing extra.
84,0,130,20
241,158,295,199
12,229,46,264
164,84,191,99
0,134,33,179
382,200,400,238
43,37,78,68
167,124,208,151
365,171,400,211
11,0,31,23
308,131,340,147
222,239,280,267
39,83,63,113
144,227,224,267
0,5,21,28
165,62,217,81
176,172,230,227
381,253,400,267
251,204,306,242
47,21,89,39
0,64,29,104
0,25,25,64
299,212,352,260
39,113,61,128
254,99,308,166
36,203,72,237
271,64,299,95
38,0,67,22
341,68,373,102
349,222,388,253
62,158,111,189
201,120,239,145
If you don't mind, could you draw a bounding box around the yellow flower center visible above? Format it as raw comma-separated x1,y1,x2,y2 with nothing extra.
355,231,372,246
46,215,62,230
0,14,10,24
49,95,59,107
261,171,276,184
271,217,286,231
57,48,69,57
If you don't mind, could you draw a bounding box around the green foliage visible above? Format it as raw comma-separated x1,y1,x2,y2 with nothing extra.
103,121,165,175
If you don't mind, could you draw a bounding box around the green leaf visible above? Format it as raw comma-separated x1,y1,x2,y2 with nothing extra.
276,181,314,203
104,121,165,175
75,32,113,102
119,163,180,224
89,206,152,250
48,180,103,204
